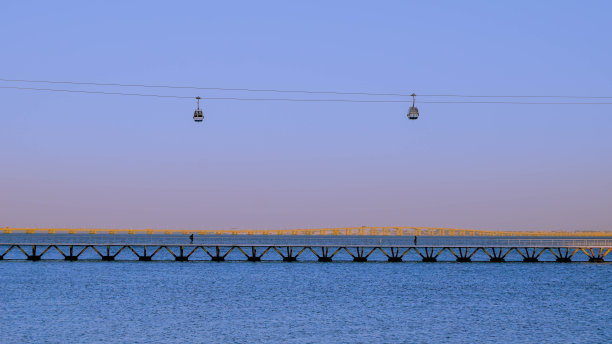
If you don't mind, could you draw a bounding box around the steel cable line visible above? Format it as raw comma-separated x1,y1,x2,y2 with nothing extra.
0,85,414,102
1,77,612,99
2,85,612,104
0,86,194,99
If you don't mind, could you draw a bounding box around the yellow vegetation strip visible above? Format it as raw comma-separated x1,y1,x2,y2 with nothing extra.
2,227,611,237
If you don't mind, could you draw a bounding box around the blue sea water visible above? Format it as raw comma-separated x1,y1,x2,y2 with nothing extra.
0,261,610,343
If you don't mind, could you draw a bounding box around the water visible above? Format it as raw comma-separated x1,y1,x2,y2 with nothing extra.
1,261,610,343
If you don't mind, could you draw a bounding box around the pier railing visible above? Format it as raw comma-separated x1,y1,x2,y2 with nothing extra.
1,235,610,247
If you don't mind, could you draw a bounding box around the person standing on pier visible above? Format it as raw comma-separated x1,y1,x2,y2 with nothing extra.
414,235,417,246
189,234,194,244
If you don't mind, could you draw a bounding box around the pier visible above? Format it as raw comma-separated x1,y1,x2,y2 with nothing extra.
1,243,610,262
0,227,610,263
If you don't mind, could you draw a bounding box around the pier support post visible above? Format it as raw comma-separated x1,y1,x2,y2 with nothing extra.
379,247,409,262
273,246,306,262
211,246,226,261
344,247,376,262
483,248,509,262
91,245,124,261
28,245,41,261
309,247,341,262
414,247,444,262
21,245,51,261
64,246,87,261
139,246,153,261
236,246,271,262
201,246,233,261
549,248,575,262
103,245,119,261
64,245,78,261
518,248,543,262
448,248,478,262
174,246,188,261
53,245,90,261
165,246,192,261
127,246,161,261
213,246,228,261
581,248,610,263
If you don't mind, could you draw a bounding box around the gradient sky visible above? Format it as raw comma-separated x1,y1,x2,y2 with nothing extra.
1,1,611,231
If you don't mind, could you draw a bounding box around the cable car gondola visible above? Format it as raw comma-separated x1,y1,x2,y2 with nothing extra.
193,96,204,122
407,93,419,120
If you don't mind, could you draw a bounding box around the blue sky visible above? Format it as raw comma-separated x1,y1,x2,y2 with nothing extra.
1,1,611,230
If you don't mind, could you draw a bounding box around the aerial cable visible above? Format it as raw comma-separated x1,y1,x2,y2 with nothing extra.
1,77,612,99
4,85,612,125
0,86,194,99
2,86,612,105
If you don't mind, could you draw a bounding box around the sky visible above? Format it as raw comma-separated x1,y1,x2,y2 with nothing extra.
0,1,611,231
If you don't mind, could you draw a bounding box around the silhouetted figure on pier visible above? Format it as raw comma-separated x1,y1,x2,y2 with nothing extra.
414,236,417,246
189,234,194,244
